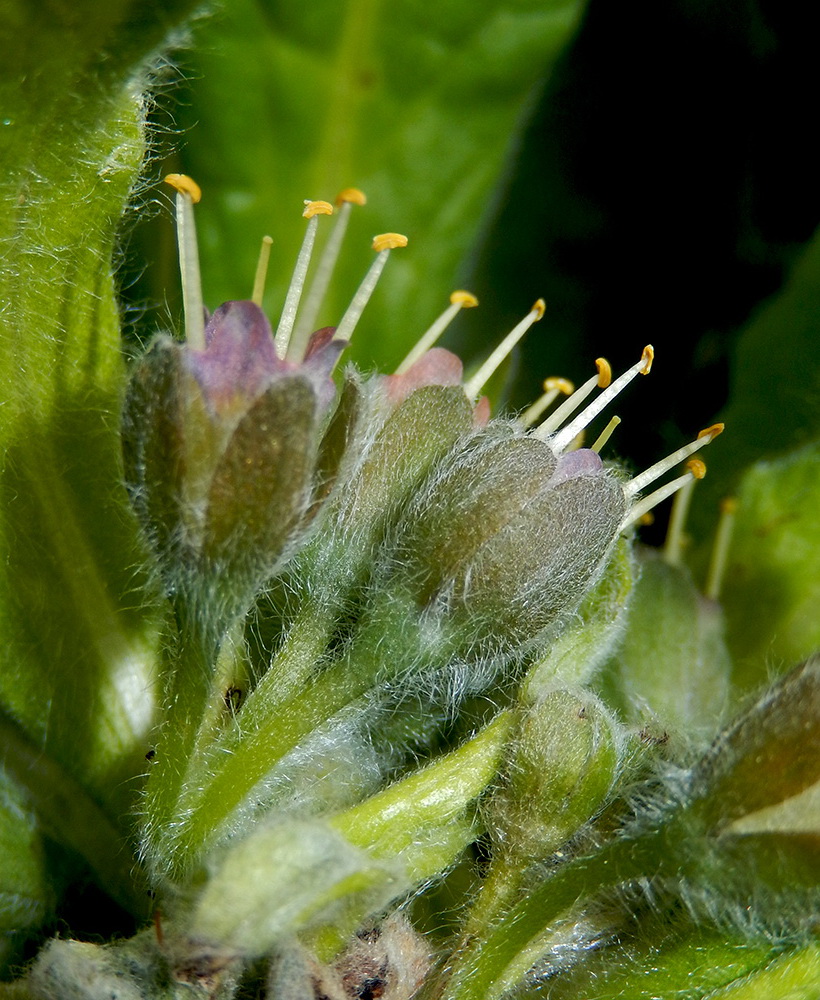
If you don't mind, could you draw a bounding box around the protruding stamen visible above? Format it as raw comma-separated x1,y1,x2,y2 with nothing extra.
165,174,205,350
625,423,723,498
550,347,653,453
290,188,367,358
590,415,621,454
663,476,696,567
395,290,479,374
519,377,574,428
274,200,334,358
251,235,273,307
463,299,546,400
621,460,707,532
334,233,408,343
534,359,610,439
705,497,738,600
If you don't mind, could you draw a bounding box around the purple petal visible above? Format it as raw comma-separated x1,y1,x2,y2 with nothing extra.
382,348,465,406
549,448,604,484
187,300,284,413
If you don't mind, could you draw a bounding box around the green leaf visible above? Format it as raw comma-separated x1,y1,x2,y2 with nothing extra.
705,944,820,1000
694,224,820,523
518,924,774,1000
0,773,50,976
168,0,586,366
601,546,732,740
719,442,820,688
0,0,201,926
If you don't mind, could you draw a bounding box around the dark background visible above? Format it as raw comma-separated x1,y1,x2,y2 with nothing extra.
463,0,819,482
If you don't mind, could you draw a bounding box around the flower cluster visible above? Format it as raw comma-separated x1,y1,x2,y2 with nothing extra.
123,174,721,643
118,175,729,888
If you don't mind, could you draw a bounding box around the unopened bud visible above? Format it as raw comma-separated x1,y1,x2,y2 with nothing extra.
392,433,626,649
487,690,622,862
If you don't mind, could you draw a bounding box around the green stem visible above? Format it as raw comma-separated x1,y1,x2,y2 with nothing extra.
162,657,373,873
240,597,336,725
438,829,666,1000
158,595,423,872
141,604,222,867
459,853,523,941
0,711,148,918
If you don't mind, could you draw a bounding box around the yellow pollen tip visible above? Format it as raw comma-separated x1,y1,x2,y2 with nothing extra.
164,173,201,203
595,358,612,388
687,459,707,480
639,512,655,526
336,187,367,206
372,233,408,251
544,377,574,395
531,298,546,320
698,422,724,440
303,200,334,218
451,290,479,307
640,345,655,374
720,496,738,514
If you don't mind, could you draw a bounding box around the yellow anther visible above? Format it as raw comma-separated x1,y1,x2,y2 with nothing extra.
698,422,724,440
336,187,367,206
720,496,738,515
519,376,574,428
164,173,201,203
303,200,334,218
544,377,574,395
639,345,655,374
639,512,655,526
687,458,707,480
372,232,408,251
451,290,479,307
531,298,547,320
595,358,612,388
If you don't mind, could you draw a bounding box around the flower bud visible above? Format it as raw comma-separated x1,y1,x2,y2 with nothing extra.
122,301,342,599
524,536,636,696
487,690,622,862
190,819,406,962
390,432,626,650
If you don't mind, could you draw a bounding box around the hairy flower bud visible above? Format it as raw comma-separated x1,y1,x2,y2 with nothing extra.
122,301,342,599
487,690,621,862
388,430,626,650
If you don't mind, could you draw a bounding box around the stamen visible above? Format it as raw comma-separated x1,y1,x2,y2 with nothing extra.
251,235,273,307
625,423,723,499
519,377,574,428
550,347,653,453
621,459,707,531
274,200,334,359
334,233,408,343
463,299,546,400
663,476,696,567
534,358,611,440
395,290,479,374
290,188,367,358
590,415,621,454
704,497,738,600
164,174,205,351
